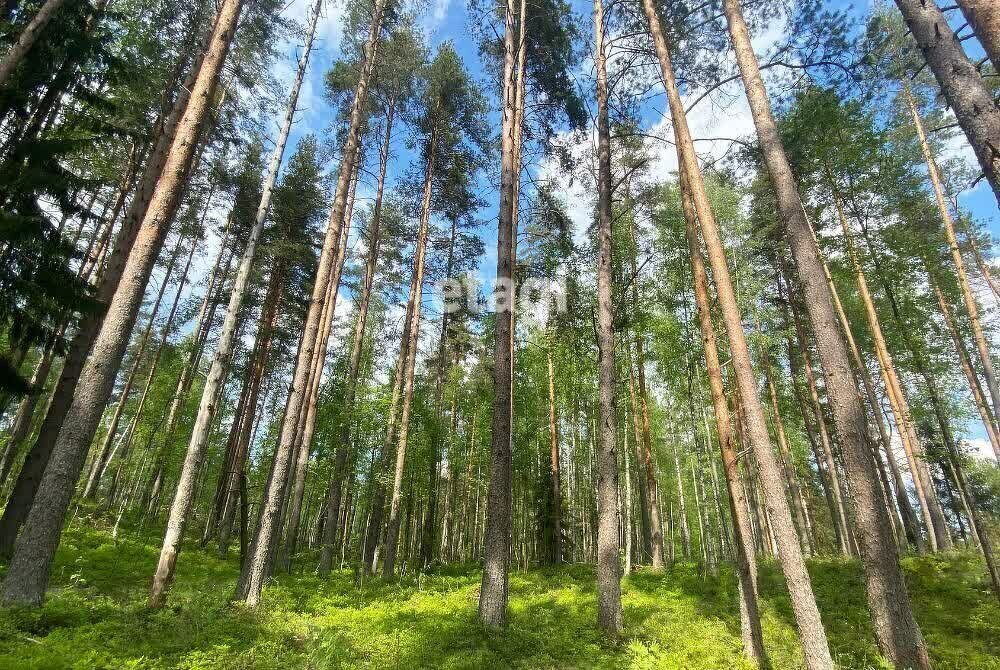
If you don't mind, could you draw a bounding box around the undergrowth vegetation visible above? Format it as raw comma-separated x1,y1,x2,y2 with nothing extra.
0,523,997,669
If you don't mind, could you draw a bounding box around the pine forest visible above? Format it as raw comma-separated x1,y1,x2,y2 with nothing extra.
1,0,1000,667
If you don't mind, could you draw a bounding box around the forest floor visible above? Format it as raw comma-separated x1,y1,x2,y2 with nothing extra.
0,521,998,670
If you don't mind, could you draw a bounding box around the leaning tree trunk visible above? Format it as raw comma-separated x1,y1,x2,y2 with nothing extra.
237,0,387,610
679,166,766,664
0,30,207,558
931,277,1000,462
0,0,243,608
808,216,918,549
479,0,520,630
723,1,930,666
82,234,186,500
146,0,324,609
856,219,954,551
146,214,234,514
645,0,833,665
593,0,623,636
894,0,1000,205
283,160,358,573
0,0,67,88
318,97,395,576
906,87,1000,427
382,128,437,578
833,193,944,553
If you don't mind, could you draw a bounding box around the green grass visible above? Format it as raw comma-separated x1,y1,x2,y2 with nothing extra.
0,522,998,669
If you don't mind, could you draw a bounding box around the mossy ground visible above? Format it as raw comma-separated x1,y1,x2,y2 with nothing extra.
0,522,997,669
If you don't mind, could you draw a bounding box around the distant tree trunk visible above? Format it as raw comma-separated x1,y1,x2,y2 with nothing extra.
82,234,187,500
723,0,930,664
236,0,385,610
955,0,1000,73
626,358,652,560
218,277,282,558
627,213,663,568
788,296,853,556
0,0,243,608
592,0,623,636
622,430,633,574
146,214,235,514
420,215,457,569
679,165,766,663
0,0,68,88
546,331,562,564
479,0,520,630
899,3,1000,204
361,329,410,575
669,434,691,559
318,98,395,576
906,87,1000,424
763,355,813,556
382,127,437,578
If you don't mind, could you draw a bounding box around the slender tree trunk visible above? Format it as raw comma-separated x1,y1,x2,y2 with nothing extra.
788,298,853,556
318,99,395,576
894,0,1000,205
0,0,243,608
479,0,521,629
382,128,437,578
546,332,562,564
419,216,457,568
907,87,1000,425
237,0,386,609
763,356,813,556
627,212,663,568
146,0,322,609
592,0,623,635
807,215,917,549
82,234,186,499
679,165,766,663
723,2,930,665
856,223,953,551
932,278,1000,462
0,0,67,88
832,194,940,552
